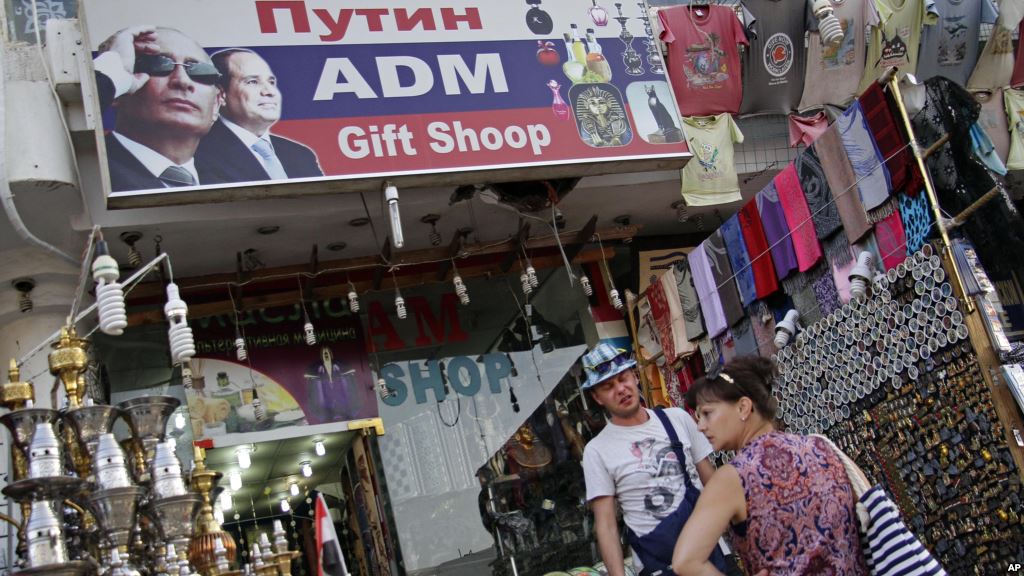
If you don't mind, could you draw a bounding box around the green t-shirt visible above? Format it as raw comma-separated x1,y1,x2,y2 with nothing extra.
681,113,744,206
858,0,938,93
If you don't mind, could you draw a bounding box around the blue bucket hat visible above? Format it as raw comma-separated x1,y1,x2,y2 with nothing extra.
580,342,637,390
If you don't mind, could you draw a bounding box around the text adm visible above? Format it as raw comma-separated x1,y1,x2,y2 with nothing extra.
339,122,552,159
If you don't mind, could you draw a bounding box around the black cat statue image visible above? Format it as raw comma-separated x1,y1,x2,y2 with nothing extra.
645,85,682,143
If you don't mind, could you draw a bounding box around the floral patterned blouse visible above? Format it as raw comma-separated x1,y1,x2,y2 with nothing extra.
728,432,868,575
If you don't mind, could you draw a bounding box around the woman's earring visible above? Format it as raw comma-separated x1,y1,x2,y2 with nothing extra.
741,415,748,422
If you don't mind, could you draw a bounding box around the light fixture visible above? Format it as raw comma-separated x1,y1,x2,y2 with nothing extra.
303,318,316,346
774,310,800,348
289,481,300,497
580,274,593,297
93,240,127,336
257,225,280,235
280,498,290,513
12,278,34,314
314,440,326,457
671,200,689,223
236,446,252,470
347,281,360,313
452,258,469,306
849,251,875,299
377,377,395,400
229,471,242,491
812,0,845,47
394,272,407,319
609,288,624,310
220,490,233,510
165,282,196,365
384,181,404,249
252,389,267,422
422,214,442,246
301,461,313,478
235,333,247,361
174,410,186,430
119,231,143,269
520,271,533,296
326,241,347,252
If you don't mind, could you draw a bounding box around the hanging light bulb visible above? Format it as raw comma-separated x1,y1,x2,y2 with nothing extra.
848,251,876,299
812,0,845,47
289,481,300,497
180,363,193,389
672,200,689,223
314,440,326,457
13,279,33,313
174,411,186,430
347,282,360,313
252,389,267,422
580,274,593,297
235,334,247,361
609,288,624,310
774,310,800,348
526,265,539,289
120,231,143,269
93,241,128,336
280,498,290,513
520,272,533,296
453,274,469,305
395,291,407,320
229,471,242,491
220,490,233,511
236,446,252,469
303,318,316,346
165,282,196,364
377,377,395,399
422,214,442,246
301,461,313,478
384,182,404,249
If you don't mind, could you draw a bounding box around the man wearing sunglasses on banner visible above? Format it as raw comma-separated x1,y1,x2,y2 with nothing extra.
581,342,736,576
93,26,225,192
194,48,323,184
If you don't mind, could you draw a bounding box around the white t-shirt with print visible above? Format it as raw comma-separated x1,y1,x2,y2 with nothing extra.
583,408,713,535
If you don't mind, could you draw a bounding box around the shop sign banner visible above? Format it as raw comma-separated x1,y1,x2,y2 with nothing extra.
80,0,689,207
185,299,375,447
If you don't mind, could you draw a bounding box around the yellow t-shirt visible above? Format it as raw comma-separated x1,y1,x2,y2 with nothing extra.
858,0,938,93
681,113,744,206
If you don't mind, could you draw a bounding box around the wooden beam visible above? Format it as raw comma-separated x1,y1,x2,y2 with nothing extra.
435,228,470,281
125,225,640,300
127,247,615,326
563,215,598,263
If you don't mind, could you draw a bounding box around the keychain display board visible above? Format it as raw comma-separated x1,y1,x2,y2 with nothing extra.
773,243,1024,572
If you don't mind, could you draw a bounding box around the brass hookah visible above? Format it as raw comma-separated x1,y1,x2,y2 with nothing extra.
189,445,239,575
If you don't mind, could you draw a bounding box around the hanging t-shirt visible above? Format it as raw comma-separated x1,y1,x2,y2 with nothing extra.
968,0,1024,90
689,242,728,338
681,114,745,206
740,0,809,115
659,6,750,117
1004,88,1024,170
858,0,938,93
800,0,877,109
916,0,997,85
974,88,1010,164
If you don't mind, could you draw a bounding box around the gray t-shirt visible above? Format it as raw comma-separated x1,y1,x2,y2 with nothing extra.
740,0,810,115
917,0,998,86
583,408,715,569
799,0,877,110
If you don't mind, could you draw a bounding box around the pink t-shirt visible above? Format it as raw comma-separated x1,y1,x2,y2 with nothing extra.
659,5,749,117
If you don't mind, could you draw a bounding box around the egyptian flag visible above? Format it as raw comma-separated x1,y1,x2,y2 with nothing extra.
315,493,350,576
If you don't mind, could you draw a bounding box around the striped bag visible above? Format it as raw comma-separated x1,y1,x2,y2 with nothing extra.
812,435,948,576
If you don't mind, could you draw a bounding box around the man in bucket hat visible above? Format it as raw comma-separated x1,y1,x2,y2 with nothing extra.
581,342,733,576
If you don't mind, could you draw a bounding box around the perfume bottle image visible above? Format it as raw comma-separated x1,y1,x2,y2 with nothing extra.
589,0,610,26
562,32,587,82
548,80,571,120
525,0,554,34
585,29,613,82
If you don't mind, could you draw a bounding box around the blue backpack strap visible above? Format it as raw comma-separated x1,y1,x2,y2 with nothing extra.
652,408,695,491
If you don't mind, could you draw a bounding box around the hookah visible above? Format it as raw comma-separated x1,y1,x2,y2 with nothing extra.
637,3,664,74
613,3,644,76
0,229,307,575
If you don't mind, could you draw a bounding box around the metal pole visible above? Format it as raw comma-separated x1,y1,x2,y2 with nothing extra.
885,71,975,313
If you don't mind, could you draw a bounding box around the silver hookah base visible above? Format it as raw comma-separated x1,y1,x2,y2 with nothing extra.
16,559,95,576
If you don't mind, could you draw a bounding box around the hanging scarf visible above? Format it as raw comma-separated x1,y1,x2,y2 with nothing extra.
795,146,842,239
673,258,706,341
731,317,759,357
836,101,892,210
755,183,799,281
814,125,872,242
720,214,758,306
875,210,908,270
774,163,823,272
738,201,778,299
689,242,728,339
749,302,778,357
826,232,856,304
858,82,922,195
898,191,933,255
788,111,829,148
698,336,721,373
781,270,822,327
811,261,842,318
705,229,746,327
